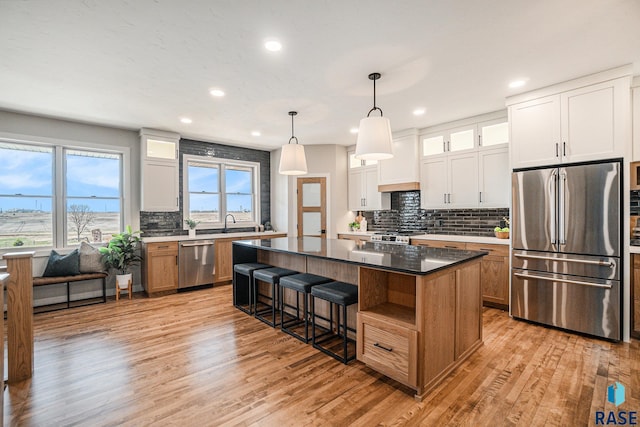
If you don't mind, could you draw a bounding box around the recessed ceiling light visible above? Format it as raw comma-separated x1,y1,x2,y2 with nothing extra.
251,131,261,137
209,88,225,97
180,117,192,124
350,128,359,134
509,79,527,89
413,108,426,116
264,39,282,52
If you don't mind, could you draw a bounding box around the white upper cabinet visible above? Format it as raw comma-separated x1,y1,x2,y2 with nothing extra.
140,128,180,212
478,148,510,208
419,112,509,209
508,67,631,169
478,119,509,149
347,150,390,211
378,132,420,190
509,95,562,168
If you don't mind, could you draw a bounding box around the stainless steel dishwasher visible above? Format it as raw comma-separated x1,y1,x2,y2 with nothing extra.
178,240,215,289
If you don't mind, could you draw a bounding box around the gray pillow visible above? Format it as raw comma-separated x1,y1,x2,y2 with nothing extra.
79,241,105,273
42,249,80,277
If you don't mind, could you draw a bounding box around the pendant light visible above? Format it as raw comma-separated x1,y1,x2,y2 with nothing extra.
355,72,393,160
279,111,308,175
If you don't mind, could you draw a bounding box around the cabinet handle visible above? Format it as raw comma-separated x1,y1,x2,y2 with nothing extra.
175,255,178,265
563,141,566,157
176,197,179,207
443,193,447,204
555,143,559,157
479,248,494,252
447,193,451,203
157,245,169,249
444,245,458,249
373,342,393,352
443,141,446,152
479,191,482,203
447,141,450,151
478,134,482,147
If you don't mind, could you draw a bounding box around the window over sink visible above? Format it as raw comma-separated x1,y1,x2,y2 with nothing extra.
183,155,260,229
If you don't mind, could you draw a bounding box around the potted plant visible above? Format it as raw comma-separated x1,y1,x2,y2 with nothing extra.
99,226,143,289
494,217,510,239
348,221,360,232
185,218,199,238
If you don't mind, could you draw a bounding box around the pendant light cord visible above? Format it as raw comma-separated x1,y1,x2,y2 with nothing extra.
288,111,298,144
367,73,384,118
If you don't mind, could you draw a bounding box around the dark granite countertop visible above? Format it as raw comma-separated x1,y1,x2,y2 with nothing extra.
233,237,487,275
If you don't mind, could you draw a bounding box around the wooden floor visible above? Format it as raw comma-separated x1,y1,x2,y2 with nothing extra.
4,285,639,426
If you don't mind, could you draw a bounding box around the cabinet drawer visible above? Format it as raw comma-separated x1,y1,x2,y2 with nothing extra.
466,242,508,257
357,314,418,387
411,239,466,250
146,241,178,253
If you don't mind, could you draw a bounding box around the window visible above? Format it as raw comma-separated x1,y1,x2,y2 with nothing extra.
0,141,123,249
65,149,122,245
0,143,54,248
184,155,259,228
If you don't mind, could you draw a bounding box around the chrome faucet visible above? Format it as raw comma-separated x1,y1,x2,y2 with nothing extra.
224,214,236,233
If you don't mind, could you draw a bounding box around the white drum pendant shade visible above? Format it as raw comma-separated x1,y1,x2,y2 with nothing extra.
355,116,393,160
279,143,308,175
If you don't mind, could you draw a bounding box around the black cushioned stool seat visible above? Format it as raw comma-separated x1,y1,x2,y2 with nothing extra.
233,263,271,314
279,273,332,343
311,281,358,364
253,267,298,327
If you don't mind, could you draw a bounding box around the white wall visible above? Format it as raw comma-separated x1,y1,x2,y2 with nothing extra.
271,144,350,238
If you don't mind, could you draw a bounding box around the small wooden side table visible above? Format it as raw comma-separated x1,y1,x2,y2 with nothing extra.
116,279,132,301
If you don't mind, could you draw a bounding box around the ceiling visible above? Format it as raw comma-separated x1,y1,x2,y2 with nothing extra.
1,0,640,151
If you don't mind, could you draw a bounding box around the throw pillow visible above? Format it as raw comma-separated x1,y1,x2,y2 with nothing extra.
79,241,105,273
42,249,80,277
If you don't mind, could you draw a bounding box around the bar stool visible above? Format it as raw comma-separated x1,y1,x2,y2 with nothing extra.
279,273,332,343
233,263,271,314
253,267,297,327
311,281,358,364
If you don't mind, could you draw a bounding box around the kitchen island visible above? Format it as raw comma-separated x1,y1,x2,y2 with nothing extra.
233,237,487,400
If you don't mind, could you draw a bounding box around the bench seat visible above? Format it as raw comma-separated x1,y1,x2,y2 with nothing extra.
33,272,107,286
32,272,108,313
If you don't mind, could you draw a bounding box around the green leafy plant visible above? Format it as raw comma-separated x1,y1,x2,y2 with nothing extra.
13,238,24,247
348,221,360,230
494,217,510,233
184,218,199,229
98,226,142,274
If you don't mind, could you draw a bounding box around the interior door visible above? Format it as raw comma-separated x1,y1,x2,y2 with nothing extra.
297,177,327,238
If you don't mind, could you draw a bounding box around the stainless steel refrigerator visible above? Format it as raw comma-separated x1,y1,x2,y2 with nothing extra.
511,159,622,340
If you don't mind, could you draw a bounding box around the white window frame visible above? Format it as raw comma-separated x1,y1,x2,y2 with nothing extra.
0,134,129,255
182,154,260,230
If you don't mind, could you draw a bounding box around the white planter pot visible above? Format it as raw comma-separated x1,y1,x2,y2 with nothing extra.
188,229,196,238
116,273,132,290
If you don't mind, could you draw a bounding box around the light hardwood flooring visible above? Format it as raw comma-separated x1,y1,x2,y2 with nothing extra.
4,285,639,426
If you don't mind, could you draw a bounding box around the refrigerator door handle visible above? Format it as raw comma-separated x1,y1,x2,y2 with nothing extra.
558,170,567,245
514,253,615,268
513,272,612,289
549,170,557,245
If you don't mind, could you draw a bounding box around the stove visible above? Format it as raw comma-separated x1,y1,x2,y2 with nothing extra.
370,231,421,245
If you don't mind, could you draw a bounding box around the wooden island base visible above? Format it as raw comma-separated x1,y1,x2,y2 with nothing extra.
233,238,484,401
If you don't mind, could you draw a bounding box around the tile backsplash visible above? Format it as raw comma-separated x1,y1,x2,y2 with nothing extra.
361,191,509,237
